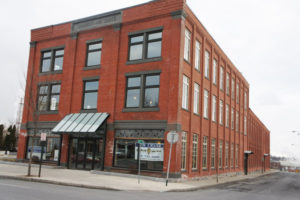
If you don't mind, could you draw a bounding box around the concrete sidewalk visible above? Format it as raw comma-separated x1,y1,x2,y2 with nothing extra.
0,161,277,192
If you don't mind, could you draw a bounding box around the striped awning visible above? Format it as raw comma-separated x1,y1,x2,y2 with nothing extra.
52,113,109,134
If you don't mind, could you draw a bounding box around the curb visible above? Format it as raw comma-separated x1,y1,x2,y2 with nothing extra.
0,175,120,191
0,170,279,192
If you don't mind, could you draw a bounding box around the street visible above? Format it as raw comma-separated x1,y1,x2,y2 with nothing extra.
0,172,299,200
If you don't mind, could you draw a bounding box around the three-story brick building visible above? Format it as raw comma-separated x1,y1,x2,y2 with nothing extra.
17,0,270,178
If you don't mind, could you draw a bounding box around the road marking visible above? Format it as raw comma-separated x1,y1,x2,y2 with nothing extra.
0,182,31,189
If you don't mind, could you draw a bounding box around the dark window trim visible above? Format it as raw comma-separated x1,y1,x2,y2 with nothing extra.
83,65,101,70
26,135,61,162
126,57,162,65
127,27,163,63
124,71,161,111
86,38,103,44
40,46,65,73
82,79,99,110
125,69,161,77
37,82,61,112
128,26,164,36
36,110,59,115
82,76,100,81
85,39,103,68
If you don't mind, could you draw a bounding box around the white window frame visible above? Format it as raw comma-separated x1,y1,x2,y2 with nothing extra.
231,143,234,168
202,136,208,169
220,67,224,90
236,83,239,104
212,95,216,122
244,92,247,110
231,108,234,130
181,132,187,170
236,144,239,167
225,142,229,168
204,51,210,79
184,29,191,62
195,41,200,70
219,100,223,125
213,59,217,85
203,89,209,118
226,72,230,96
244,116,247,135
211,138,216,169
192,134,198,169
194,83,200,114
236,111,239,132
225,104,229,128
182,75,189,109
219,140,223,168
231,79,235,100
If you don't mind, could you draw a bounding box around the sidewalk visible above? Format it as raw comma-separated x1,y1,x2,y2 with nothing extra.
0,161,277,192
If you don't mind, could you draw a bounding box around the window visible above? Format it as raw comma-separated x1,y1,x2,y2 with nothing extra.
27,136,60,161
194,83,200,114
114,139,163,171
231,79,235,100
181,132,187,170
192,134,198,169
212,95,217,122
220,67,224,90
226,72,230,96
236,111,239,132
128,30,162,61
204,51,210,78
225,104,229,128
219,100,223,125
225,142,229,168
41,48,64,72
231,143,234,168
182,75,189,110
202,136,208,169
86,41,102,67
203,89,209,118
211,138,216,169
213,59,217,85
126,74,160,108
195,41,201,70
236,144,239,167
236,83,239,103
37,83,61,111
244,92,247,110
219,140,223,168
83,80,99,110
184,29,191,61
231,108,234,130
244,116,247,135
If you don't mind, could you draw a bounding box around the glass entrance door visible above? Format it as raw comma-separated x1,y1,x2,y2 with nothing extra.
68,137,104,170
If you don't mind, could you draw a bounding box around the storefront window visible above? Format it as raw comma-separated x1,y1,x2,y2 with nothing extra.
26,136,60,162
113,139,163,171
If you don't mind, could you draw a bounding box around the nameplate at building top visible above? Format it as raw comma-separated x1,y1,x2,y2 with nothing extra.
115,129,164,139
71,12,122,33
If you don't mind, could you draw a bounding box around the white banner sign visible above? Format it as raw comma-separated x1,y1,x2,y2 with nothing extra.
135,143,164,161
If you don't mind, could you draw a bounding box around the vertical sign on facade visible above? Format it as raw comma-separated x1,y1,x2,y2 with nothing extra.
166,131,179,186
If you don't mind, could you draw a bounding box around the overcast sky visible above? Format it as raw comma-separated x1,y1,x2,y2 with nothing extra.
0,0,299,160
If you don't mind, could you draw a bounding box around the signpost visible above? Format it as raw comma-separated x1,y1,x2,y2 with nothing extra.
137,140,144,184
166,131,179,186
38,133,47,177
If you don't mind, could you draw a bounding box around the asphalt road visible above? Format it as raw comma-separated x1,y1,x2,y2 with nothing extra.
0,172,299,200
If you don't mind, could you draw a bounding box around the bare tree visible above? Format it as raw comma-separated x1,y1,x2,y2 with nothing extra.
20,67,50,176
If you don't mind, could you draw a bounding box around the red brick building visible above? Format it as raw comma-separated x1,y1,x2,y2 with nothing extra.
17,0,270,178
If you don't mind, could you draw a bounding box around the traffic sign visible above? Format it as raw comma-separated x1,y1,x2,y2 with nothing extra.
40,133,47,141
167,131,179,144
